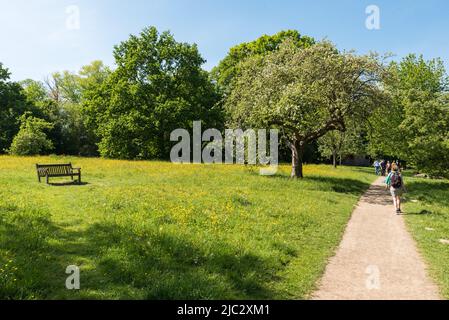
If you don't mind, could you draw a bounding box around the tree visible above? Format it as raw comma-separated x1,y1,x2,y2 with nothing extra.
55,61,110,156
318,131,345,168
212,30,315,94
21,62,110,156
78,61,111,93
368,54,449,177
0,63,30,153
226,41,387,178
84,26,222,159
319,119,368,167
20,79,48,104
8,112,54,156
44,61,110,106
403,92,449,177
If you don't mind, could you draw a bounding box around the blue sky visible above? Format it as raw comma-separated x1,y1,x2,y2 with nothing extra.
1,0,449,81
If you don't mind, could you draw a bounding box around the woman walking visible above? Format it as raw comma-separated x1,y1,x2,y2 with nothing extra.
373,160,381,175
385,163,406,214
380,160,387,176
386,161,391,175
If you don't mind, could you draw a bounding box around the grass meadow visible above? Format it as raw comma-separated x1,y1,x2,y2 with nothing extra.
0,156,378,300
403,176,449,299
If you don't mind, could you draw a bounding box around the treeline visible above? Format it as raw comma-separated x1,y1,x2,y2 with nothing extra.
1,61,109,157
0,26,448,177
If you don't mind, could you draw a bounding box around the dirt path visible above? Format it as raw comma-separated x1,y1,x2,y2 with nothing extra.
313,177,441,300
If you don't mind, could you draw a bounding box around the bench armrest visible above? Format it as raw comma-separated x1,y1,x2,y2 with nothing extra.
71,167,81,171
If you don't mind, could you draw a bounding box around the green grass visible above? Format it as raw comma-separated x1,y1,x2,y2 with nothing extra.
0,156,376,300
402,175,449,299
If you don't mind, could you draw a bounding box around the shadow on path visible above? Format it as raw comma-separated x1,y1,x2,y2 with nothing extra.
313,176,442,300
362,183,393,206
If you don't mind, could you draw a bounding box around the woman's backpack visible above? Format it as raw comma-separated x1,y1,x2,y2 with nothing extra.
391,173,402,189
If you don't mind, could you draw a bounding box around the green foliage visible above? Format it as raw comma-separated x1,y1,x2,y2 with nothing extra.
8,113,54,156
51,62,110,156
319,120,368,166
401,92,449,177
78,60,111,92
84,26,222,160
393,54,448,93
20,79,48,104
212,30,315,93
46,61,111,105
368,54,449,177
318,131,344,161
19,62,110,156
0,63,30,153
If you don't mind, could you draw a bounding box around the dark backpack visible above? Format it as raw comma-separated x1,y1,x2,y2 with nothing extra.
391,173,402,189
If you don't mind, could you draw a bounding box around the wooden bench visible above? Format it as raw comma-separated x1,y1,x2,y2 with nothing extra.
36,163,81,184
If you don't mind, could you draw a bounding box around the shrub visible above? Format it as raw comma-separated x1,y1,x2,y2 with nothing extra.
7,113,54,156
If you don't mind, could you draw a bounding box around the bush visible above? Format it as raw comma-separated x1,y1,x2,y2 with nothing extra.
8,113,54,156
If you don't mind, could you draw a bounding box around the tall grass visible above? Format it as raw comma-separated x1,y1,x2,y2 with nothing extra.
403,176,449,299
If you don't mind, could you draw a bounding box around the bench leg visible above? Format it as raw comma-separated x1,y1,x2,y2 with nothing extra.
38,176,41,183
46,175,49,184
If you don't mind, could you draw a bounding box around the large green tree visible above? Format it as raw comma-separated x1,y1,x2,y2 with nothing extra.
226,41,387,178
319,119,368,168
84,27,222,159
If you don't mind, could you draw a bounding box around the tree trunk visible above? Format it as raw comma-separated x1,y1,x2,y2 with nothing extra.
332,150,337,168
290,141,305,178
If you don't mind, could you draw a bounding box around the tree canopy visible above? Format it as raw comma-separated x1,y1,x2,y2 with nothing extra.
212,30,315,94
83,27,222,160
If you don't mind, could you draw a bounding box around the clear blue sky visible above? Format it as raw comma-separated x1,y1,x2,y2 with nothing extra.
1,0,449,81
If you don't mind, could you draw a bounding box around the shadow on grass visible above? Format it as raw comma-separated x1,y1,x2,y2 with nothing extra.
80,222,277,299
0,206,278,300
48,181,89,187
406,180,449,207
343,166,373,174
402,210,434,216
263,172,371,196
0,206,63,299
305,176,371,196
